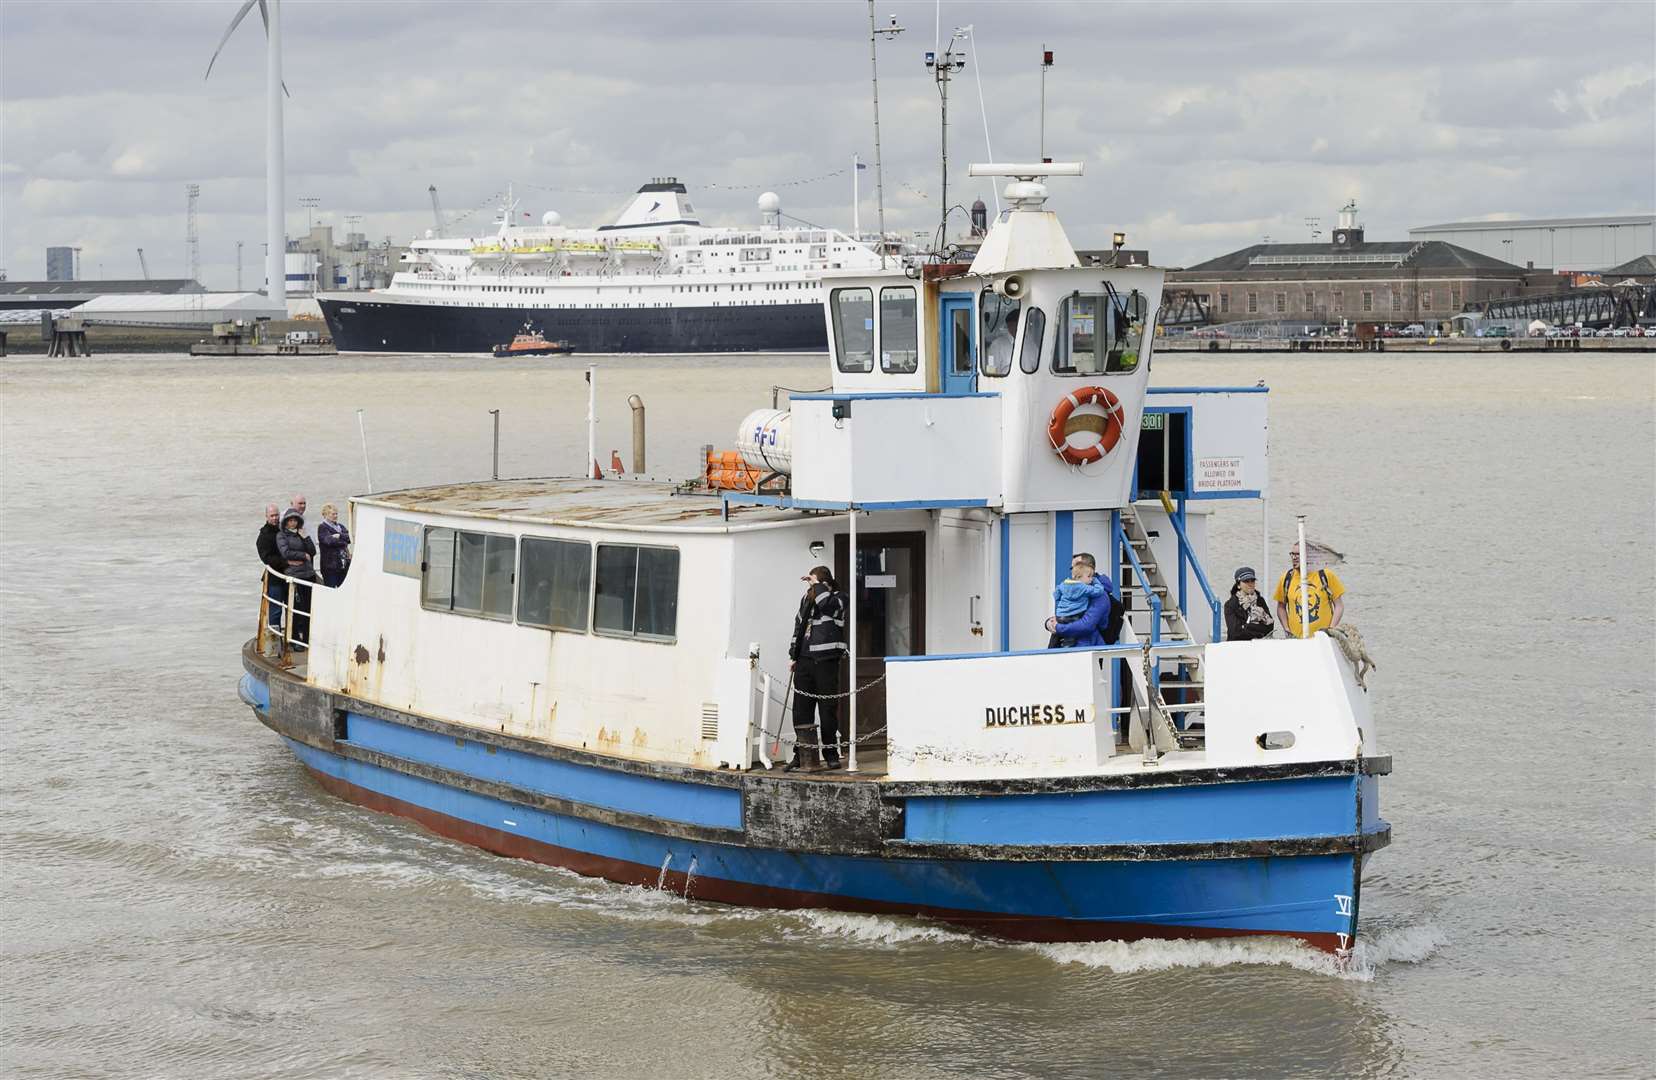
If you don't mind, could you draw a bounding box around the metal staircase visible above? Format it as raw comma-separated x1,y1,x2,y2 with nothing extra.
1117,506,1206,751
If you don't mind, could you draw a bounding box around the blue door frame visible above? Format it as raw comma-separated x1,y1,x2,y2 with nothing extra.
940,295,977,395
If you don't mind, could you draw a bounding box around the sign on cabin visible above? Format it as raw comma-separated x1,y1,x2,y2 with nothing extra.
382,518,423,578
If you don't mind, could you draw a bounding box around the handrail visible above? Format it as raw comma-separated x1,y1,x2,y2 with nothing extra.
1168,510,1222,642
259,567,316,660
1118,531,1161,645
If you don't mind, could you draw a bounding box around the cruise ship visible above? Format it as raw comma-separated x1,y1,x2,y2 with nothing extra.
318,179,892,354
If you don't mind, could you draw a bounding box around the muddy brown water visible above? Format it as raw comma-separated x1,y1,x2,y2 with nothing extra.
2,350,1652,1078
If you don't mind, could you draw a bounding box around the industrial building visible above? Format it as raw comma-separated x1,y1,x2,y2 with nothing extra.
1408,214,1654,274
0,278,204,312
1166,203,1553,329
285,224,393,295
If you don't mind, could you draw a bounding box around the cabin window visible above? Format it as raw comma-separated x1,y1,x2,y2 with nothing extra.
979,292,1020,377
517,537,591,632
1019,306,1046,374
422,527,515,621
1053,290,1148,376
594,544,679,642
879,286,919,373
831,288,874,372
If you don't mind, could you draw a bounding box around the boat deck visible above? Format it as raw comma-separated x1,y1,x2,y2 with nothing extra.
256,644,890,782
355,477,806,532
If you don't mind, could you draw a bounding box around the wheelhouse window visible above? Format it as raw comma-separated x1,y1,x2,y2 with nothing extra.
422,527,515,621
831,288,874,373
1053,290,1149,375
594,544,679,641
518,537,591,632
979,291,1020,377
1019,306,1045,374
879,286,918,373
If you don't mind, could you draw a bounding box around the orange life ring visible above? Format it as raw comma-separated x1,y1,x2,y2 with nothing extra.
1048,386,1126,465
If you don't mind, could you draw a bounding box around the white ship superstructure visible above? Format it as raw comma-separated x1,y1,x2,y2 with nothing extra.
319,179,892,354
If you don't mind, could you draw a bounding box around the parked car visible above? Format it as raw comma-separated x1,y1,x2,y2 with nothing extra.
1482,325,1512,338
1401,324,1427,337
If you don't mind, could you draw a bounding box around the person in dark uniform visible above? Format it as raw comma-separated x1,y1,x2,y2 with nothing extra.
787,565,848,770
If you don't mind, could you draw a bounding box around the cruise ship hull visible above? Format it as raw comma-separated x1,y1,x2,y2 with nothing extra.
241,649,1389,951
318,295,827,354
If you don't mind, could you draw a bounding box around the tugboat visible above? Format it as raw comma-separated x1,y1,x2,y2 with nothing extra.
492,322,574,357
242,164,1389,954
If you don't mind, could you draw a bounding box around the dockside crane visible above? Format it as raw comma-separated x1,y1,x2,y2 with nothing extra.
137,248,151,279
429,185,445,238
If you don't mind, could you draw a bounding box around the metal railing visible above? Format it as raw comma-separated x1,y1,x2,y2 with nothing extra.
1168,510,1223,643
1119,532,1161,645
258,568,316,663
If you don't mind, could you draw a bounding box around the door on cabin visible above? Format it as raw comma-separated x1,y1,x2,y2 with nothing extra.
834,531,927,748
939,294,977,395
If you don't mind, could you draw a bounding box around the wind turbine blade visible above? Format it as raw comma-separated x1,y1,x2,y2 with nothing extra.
253,1,292,98
205,0,260,79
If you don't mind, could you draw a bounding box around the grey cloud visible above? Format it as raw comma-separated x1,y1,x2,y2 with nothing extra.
3,0,1650,286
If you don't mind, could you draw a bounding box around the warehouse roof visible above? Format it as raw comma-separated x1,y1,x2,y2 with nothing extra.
0,278,203,298
1177,240,1521,274
1411,214,1656,232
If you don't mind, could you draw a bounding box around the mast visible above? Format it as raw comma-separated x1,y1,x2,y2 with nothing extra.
868,4,904,269
266,0,286,304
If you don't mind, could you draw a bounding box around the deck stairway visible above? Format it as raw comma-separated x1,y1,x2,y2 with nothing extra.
1117,506,1206,751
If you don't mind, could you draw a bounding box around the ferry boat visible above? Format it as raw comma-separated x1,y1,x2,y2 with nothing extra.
492,322,574,358
318,179,891,354
244,164,1389,952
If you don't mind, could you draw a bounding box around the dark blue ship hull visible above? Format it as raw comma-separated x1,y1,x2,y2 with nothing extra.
318,296,827,354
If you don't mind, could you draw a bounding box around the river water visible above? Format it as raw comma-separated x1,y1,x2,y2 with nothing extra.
2,350,1652,1079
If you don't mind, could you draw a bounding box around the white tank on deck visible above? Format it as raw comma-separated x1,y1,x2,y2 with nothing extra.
736,408,792,475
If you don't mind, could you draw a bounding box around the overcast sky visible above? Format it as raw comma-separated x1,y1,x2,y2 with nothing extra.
3,0,1652,287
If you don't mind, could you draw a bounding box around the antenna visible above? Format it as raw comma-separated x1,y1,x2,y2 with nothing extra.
867,3,905,269
959,26,999,215
298,195,320,232
1039,46,1054,160
236,239,244,290
925,28,968,247
185,183,201,283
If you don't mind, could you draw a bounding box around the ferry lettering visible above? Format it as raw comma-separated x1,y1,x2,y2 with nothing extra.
1055,703,1066,723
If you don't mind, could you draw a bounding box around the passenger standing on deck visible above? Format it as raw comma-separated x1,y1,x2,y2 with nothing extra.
317,504,352,588
787,565,847,771
1273,544,1345,638
276,509,319,644
256,503,287,644
1224,566,1275,640
1044,554,1121,647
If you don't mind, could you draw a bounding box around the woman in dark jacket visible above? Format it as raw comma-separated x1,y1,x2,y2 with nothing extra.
317,503,352,588
1224,566,1275,640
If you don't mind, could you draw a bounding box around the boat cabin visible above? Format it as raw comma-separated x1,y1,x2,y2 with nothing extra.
285,166,1370,790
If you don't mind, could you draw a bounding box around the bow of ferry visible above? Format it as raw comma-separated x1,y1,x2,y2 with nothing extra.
244,162,1390,953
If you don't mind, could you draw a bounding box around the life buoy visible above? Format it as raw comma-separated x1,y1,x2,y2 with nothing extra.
1047,386,1127,465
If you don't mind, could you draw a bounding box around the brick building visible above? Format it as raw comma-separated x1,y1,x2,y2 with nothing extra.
1167,204,1563,329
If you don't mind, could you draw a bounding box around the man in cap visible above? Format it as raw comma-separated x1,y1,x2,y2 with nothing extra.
786,565,848,770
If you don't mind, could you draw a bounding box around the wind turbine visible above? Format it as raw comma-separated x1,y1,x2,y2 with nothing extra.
206,0,287,307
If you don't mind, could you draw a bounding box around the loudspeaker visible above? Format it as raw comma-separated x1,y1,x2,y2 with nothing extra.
995,274,1026,299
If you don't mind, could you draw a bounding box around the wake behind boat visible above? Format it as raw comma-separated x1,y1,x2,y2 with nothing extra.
319,180,890,354
245,163,1389,955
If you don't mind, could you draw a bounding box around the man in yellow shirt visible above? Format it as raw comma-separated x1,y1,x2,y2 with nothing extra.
1273,544,1346,637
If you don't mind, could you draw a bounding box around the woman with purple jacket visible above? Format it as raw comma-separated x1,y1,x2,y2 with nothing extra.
317,504,352,588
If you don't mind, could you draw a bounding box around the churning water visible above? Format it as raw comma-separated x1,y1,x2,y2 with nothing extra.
2,350,1652,1078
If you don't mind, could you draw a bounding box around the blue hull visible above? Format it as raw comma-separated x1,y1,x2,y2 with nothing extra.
241,665,1388,950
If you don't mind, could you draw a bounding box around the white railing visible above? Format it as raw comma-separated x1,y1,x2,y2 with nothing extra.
258,568,320,663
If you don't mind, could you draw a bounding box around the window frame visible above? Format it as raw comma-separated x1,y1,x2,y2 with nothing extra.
592,542,681,644
421,525,516,623
830,287,875,373
1051,291,1145,377
516,536,592,633
878,285,919,374
1018,306,1046,374
977,289,1019,378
